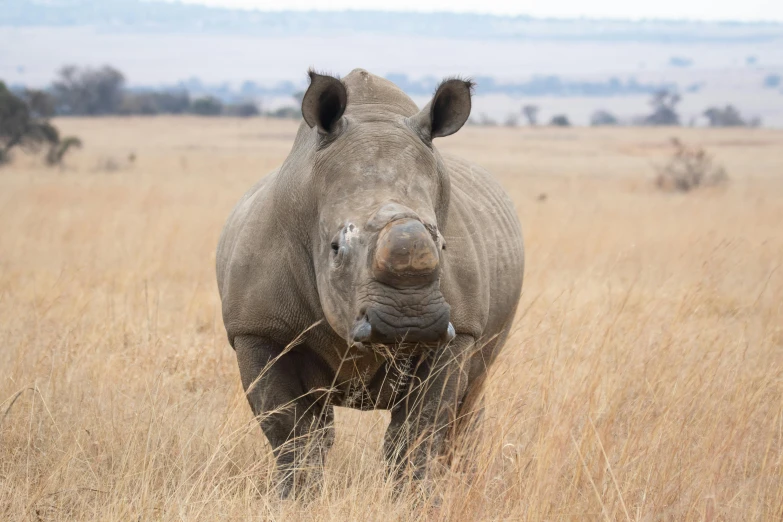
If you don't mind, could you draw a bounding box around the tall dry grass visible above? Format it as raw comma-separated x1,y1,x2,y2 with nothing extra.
1,118,781,520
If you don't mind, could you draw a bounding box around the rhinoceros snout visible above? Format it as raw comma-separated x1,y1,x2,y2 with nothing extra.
372,218,439,288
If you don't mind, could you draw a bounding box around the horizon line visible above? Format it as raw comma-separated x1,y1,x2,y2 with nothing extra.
163,2,783,25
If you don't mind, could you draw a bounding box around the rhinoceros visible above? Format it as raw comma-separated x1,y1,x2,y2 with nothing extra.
216,68,524,497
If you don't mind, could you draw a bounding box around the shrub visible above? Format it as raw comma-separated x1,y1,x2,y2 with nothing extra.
224,102,260,117
120,91,191,115
703,105,745,127
190,96,223,116
549,114,570,127
590,110,619,126
654,137,728,192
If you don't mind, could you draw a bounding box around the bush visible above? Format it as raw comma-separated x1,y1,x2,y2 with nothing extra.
703,105,749,127
549,114,570,127
654,137,728,192
224,102,260,117
120,91,191,115
590,110,618,126
190,96,223,116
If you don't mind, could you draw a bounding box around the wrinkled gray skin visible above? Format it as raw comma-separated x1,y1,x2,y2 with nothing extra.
216,69,524,498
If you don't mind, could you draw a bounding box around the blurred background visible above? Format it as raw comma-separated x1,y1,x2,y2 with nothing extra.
2,0,782,127
2,2,782,520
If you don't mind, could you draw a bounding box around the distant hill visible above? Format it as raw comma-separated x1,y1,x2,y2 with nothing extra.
4,0,783,43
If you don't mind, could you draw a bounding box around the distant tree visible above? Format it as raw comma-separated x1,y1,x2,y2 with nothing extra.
590,109,618,126
549,114,571,127
702,105,760,127
0,82,79,166
763,74,781,89
224,102,260,117
119,90,190,115
703,105,745,127
21,89,56,118
521,104,539,126
190,96,223,116
119,93,158,115
52,65,125,115
154,91,191,114
644,89,681,126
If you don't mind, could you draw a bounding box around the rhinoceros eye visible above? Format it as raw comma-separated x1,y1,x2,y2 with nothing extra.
330,229,344,259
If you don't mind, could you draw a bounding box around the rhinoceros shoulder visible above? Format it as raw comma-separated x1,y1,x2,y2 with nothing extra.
216,170,277,294
439,154,524,340
216,170,321,346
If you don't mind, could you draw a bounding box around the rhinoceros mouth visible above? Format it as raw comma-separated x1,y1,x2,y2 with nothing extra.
349,281,454,348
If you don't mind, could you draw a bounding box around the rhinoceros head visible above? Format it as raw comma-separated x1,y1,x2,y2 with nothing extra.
301,69,472,349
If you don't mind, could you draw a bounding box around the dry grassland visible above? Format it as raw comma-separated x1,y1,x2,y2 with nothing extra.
1,117,782,520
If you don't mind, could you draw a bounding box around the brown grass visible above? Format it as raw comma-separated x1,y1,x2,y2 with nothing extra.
1,117,782,521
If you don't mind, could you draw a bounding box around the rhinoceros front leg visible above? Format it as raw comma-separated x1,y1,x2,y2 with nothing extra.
234,335,334,499
383,335,476,483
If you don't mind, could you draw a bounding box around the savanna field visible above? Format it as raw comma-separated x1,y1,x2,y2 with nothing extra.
1,117,781,520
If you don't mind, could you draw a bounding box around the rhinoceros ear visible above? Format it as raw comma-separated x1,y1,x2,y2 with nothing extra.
302,70,348,135
411,78,474,140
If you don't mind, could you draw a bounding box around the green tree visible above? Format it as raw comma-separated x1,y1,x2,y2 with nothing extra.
52,65,125,115
0,81,80,167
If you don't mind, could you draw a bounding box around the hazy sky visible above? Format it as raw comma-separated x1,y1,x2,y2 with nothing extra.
180,0,783,22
